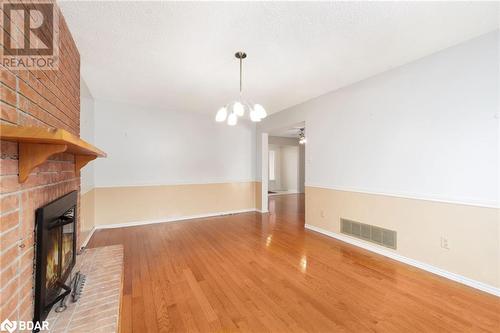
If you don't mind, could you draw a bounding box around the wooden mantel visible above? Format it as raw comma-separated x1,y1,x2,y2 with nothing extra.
0,125,106,183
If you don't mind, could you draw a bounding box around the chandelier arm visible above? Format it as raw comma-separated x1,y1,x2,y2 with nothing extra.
216,51,262,125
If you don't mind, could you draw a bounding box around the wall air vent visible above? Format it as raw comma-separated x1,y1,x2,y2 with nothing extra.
340,218,397,250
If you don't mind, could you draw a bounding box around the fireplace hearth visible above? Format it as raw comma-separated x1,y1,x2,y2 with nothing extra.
33,191,78,326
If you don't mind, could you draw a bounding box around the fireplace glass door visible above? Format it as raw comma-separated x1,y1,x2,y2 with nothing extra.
34,191,77,325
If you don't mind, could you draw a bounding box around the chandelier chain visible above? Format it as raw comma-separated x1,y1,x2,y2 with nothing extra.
239,56,243,94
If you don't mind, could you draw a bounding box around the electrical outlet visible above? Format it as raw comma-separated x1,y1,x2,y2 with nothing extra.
320,210,325,218
440,237,450,250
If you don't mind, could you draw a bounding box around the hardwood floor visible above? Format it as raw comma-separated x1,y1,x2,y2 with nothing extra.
88,194,500,332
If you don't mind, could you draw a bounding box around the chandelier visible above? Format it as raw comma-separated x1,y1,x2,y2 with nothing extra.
215,52,267,125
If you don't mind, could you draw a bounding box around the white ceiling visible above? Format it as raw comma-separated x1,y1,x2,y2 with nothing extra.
59,1,499,115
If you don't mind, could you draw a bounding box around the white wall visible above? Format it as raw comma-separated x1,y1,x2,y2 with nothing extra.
268,144,281,191
80,78,95,194
298,143,305,193
268,137,305,192
280,145,299,191
258,31,499,208
268,136,300,147
93,99,256,187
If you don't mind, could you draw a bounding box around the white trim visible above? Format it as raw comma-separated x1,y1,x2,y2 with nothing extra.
94,209,260,230
305,183,499,209
94,179,257,189
304,224,500,297
255,209,269,213
80,227,96,248
80,187,95,196
261,133,269,213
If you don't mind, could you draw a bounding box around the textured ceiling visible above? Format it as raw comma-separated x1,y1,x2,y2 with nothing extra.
59,1,499,115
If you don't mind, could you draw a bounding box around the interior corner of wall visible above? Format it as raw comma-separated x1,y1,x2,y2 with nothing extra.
81,187,97,233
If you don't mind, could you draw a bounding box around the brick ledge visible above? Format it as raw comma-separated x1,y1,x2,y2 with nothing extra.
46,245,124,332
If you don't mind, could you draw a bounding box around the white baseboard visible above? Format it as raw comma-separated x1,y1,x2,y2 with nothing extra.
80,227,96,248
305,224,500,297
94,208,260,230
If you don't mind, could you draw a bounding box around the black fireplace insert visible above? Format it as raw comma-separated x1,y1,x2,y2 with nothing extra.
33,191,77,325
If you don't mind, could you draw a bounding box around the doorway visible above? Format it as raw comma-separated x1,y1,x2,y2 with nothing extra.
262,122,306,215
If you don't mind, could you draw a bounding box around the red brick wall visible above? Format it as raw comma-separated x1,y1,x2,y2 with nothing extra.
0,2,81,324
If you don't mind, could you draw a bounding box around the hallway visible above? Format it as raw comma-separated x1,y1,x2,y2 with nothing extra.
268,193,305,222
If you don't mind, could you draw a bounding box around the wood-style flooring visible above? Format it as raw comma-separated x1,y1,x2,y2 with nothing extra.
88,194,500,332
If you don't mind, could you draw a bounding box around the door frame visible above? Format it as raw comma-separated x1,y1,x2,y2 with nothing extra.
260,122,306,213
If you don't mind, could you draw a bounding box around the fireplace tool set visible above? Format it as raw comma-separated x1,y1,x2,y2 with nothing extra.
54,271,86,312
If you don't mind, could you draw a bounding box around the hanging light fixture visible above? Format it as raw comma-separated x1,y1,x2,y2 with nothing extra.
298,128,306,144
215,52,267,125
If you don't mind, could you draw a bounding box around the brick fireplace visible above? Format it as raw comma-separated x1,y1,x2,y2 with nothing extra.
0,2,82,324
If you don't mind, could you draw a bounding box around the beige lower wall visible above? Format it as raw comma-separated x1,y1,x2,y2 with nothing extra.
81,189,96,233
92,182,258,226
305,186,499,288
81,182,499,288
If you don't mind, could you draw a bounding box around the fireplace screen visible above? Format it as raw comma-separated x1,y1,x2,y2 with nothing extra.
34,191,77,325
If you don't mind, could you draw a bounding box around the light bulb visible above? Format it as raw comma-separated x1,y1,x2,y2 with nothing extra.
227,113,238,126
215,107,227,122
233,102,245,117
250,108,261,122
253,104,267,119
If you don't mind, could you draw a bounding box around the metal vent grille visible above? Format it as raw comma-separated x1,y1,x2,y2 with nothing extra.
340,218,397,249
